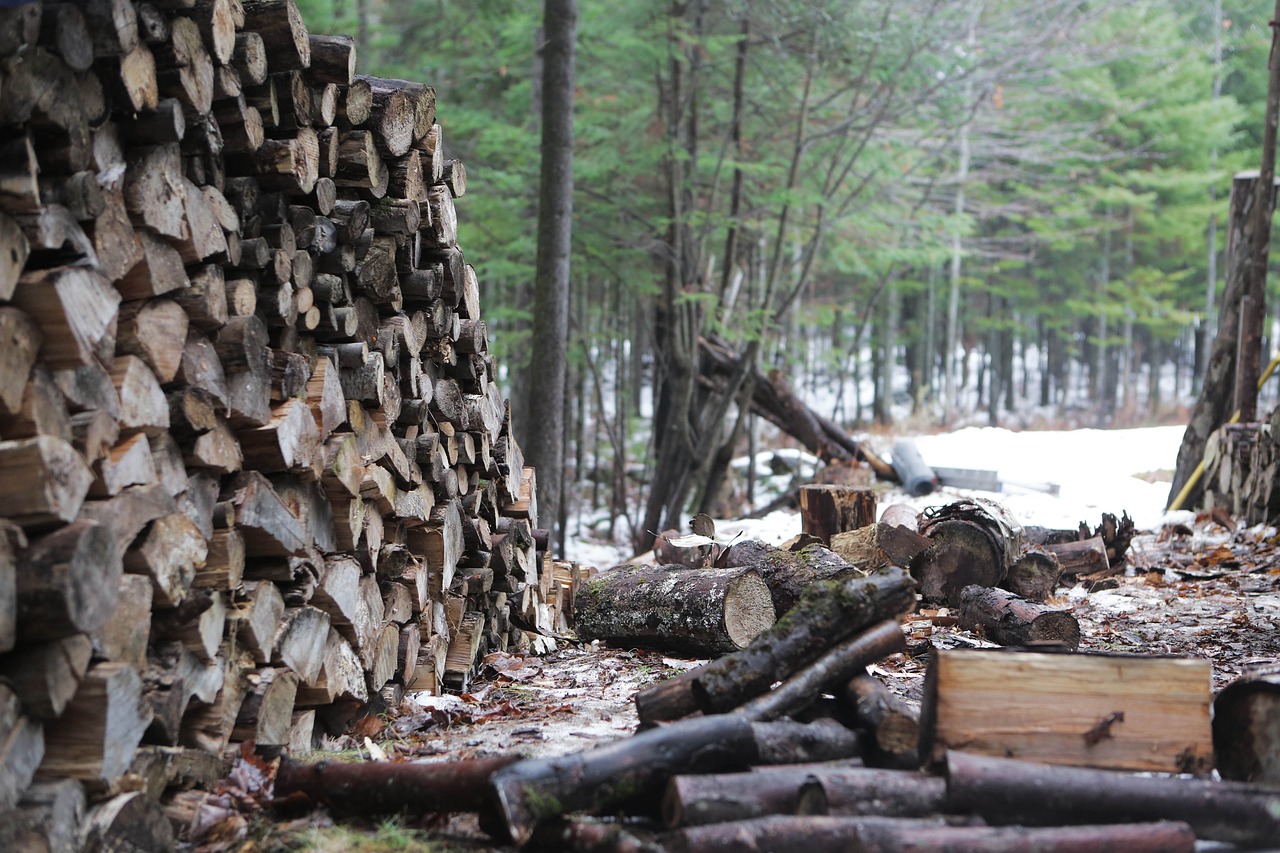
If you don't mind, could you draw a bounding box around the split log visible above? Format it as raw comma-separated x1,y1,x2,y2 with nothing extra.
920,649,1212,773
0,634,92,719
78,791,174,853
739,620,906,722
635,567,916,725
663,815,1193,853
662,762,867,828
487,715,860,847
274,754,519,816
1044,535,1109,577
1213,663,1280,784
92,575,152,670
946,750,1276,847
122,512,206,609
232,667,299,746
11,265,119,371
233,580,285,665
573,565,774,657
0,683,43,811
716,539,865,617
957,585,1080,650
830,522,931,573
842,672,921,769
0,524,15,653
798,485,876,545
17,519,120,642
0,779,86,853
38,662,151,785
914,500,1023,605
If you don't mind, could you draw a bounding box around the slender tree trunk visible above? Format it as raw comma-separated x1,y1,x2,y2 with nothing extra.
527,0,577,552
943,11,979,422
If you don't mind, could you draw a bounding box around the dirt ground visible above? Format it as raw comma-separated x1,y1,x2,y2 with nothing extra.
218,514,1280,852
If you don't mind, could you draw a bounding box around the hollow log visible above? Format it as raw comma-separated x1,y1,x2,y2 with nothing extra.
635,567,916,725
946,750,1276,847
957,585,1080,650
573,564,774,657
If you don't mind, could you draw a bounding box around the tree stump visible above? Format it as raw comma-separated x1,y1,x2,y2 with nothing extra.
798,486,876,545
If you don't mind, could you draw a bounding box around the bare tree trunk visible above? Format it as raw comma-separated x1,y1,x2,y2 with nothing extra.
526,0,577,552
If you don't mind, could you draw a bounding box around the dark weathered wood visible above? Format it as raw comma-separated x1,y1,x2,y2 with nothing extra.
914,500,1023,605
958,585,1080,651
842,672,920,769
0,634,91,719
0,779,86,853
488,715,859,847
717,539,864,617
1044,536,1109,577
946,750,1277,847
1213,663,1280,784
0,683,43,811
635,567,916,725
17,520,120,642
573,564,774,657
662,762,864,828
796,767,945,819
1000,547,1062,602
798,485,876,545
274,755,519,816
739,620,906,722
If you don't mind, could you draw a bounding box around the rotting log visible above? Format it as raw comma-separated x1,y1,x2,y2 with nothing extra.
957,585,1080,651
797,485,876,546
274,754,520,816
573,565,774,657
999,547,1062,602
634,567,916,725
946,750,1277,847
1213,663,1280,784
914,500,1023,605
487,715,860,847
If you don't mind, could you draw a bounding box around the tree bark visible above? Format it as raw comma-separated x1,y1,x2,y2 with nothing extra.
526,0,576,553
958,585,1080,650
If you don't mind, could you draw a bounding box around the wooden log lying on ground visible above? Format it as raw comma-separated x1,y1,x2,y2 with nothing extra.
739,620,905,722
920,649,1213,773
945,749,1278,847
634,567,917,725
914,500,1023,604
797,485,876,545
829,522,930,574
999,547,1062,602
957,585,1080,651
572,565,775,657
487,715,860,847
716,539,866,617
663,764,938,829
274,754,520,816
0,683,43,811
1213,663,1280,784
664,815,1194,853
841,672,920,769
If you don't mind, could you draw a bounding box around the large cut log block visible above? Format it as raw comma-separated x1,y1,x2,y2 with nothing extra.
225,470,309,556
914,499,1023,604
920,649,1212,773
0,307,40,416
487,716,859,847
0,683,43,811
274,755,519,816
957,585,1080,650
946,750,1276,847
573,565,774,657
798,485,876,545
635,567,916,725
38,663,151,785
1213,663,1280,784
17,520,120,642
0,436,93,527
1000,547,1062,602
663,815,1194,853
122,512,206,609
232,668,299,747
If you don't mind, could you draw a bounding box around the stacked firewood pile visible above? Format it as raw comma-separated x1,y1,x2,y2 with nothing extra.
0,0,560,841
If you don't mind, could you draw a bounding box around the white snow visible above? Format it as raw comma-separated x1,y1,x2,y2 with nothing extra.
563,424,1190,569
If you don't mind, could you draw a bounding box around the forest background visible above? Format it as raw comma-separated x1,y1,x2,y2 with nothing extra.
297,0,1274,553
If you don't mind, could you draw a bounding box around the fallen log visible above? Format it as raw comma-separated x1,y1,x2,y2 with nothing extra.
486,715,860,847
716,539,865,617
999,547,1062,602
572,564,774,657
739,620,906,722
795,767,945,818
1043,535,1109,577
1213,663,1280,784
829,522,931,574
274,754,520,816
841,672,920,769
945,750,1277,847
957,585,1080,651
914,500,1023,604
920,649,1212,773
634,567,916,726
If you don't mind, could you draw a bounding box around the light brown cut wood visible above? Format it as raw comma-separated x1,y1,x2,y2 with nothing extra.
87,433,155,498
920,648,1213,773
232,667,299,746
107,355,169,435
232,580,284,665
0,308,42,416
294,628,366,707
0,212,31,301
11,265,120,370
39,662,151,784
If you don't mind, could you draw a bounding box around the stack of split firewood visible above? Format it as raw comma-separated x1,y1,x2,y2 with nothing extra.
0,0,559,841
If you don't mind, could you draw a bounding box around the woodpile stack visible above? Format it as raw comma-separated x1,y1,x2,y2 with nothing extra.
0,0,554,838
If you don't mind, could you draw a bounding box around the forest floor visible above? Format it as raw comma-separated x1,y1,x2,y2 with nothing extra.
211,511,1280,853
